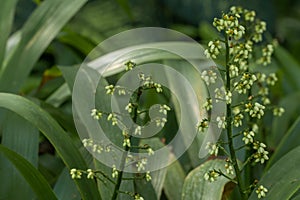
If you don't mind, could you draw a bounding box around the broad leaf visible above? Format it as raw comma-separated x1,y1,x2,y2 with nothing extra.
0,93,101,200
182,159,235,200
0,145,57,200
249,146,300,200
266,115,300,170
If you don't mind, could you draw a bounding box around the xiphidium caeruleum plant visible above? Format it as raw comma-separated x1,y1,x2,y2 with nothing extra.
197,6,284,199
70,61,170,200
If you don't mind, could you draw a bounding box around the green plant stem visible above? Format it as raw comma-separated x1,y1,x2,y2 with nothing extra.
225,35,247,200
111,87,143,200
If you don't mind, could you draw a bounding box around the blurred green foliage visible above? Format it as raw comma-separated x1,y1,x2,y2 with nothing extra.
0,0,299,199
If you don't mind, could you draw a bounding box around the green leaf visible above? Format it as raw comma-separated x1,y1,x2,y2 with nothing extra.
274,46,300,90
163,154,186,200
0,93,101,200
0,0,87,93
182,159,235,200
115,0,133,20
45,83,71,107
0,144,57,200
268,91,300,149
0,112,39,200
249,146,300,200
0,0,18,68
266,115,300,170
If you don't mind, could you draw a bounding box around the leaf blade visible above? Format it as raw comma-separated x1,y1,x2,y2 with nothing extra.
0,93,101,200
0,144,57,200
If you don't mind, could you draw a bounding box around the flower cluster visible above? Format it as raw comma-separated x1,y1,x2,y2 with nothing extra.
136,158,148,172
139,74,163,93
256,185,268,199
204,170,219,182
234,73,257,94
70,168,82,179
225,159,234,175
257,44,274,66
253,142,269,164
204,40,222,59
244,102,265,119
205,142,219,156
82,138,111,154
91,109,102,120
200,6,284,199
197,118,209,132
70,168,95,179
112,165,118,178
125,60,136,71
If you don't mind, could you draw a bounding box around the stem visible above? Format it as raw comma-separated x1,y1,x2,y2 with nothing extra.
225,35,247,200
111,87,143,200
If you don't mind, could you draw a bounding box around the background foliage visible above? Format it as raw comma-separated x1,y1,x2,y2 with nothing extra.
0,0,299,199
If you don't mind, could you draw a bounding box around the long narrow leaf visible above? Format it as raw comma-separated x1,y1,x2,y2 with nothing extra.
0,0,87,93
0,112,39,200
0,145,57,200
0,0,18,68
0,93,101,200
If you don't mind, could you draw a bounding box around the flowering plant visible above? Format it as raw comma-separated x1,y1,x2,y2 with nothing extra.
198,6,284,199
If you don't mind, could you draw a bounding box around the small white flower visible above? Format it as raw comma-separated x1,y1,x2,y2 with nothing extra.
273,107,285,117
159,105,171,115
134,126,142,135
204,170,219,182
112,165,118,178
233,113,244,127
214,87,226,103
201,70,217,85
244,10,256,22
253,142,269,164
154,83,163,93
70,168,82,179
92,144,103,154
229,64,239,77
117,87,126,95
155,117,167,127
262,97,271,105
147,147,154,156
145,171,152,181
123,138,131,147
134,194,144,200
256,185,268,199
124,60,136,71
105,85,115,95
216,116,227,129
205,142,219,156
266,73,278,86
82,138,93,147
225,163,234,175
245,102,265,119
107,113,118,126
91,109,102,120
242,130,255,144
136,158,147,172
87,169,95,179
125,103,134,113
204,40,222,59
203,98,212,111
225,91,232,104
197,118,209,132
